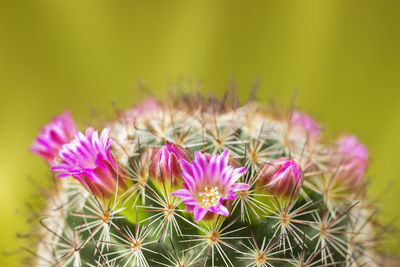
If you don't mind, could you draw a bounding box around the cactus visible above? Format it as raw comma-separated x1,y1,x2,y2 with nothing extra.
29,92,388,266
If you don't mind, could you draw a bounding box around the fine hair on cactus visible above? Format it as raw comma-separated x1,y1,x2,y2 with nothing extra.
27,90,392,266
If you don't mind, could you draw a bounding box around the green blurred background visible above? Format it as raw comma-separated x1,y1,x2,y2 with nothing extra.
1,1,400,265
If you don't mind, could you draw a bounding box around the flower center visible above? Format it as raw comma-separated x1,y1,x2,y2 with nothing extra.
197,186,222,208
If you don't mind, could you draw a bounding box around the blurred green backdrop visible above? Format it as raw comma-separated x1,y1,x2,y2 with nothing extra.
1,1,400,265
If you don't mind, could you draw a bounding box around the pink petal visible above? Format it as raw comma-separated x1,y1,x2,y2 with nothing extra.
181,173,196,192
185,205,195,212
181,198,198,206
194,151,208,169
172,189,197,205
220,166,234,188
207,157,220,185
194,206,208,221
209,203,229,217
225,167,246,188
171,189,191,198
231,183,250,192
192,161,204,181
220,150,229,168
180,159,195,179
222,193,236,201
231,167,246,181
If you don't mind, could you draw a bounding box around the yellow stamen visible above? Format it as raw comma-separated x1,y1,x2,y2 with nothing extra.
197,186,222,208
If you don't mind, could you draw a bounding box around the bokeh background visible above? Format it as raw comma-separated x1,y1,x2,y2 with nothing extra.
1,1,400,265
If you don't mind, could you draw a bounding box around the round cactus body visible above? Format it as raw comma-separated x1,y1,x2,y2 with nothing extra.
29,93,387,266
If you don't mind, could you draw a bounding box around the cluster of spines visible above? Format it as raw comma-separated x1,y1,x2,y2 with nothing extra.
26,93,388,267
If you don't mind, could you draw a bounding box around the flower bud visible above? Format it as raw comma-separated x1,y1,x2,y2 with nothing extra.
149,142,191,184
124,97,160,122
338,135,368,162
331,135,368,189
290,111,322,139
259,158,303,198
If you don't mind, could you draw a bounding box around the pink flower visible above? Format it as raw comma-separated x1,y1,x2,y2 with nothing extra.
334,135,368,189
51,128,124,197
31,111,77,165
172,150,248,221
124,97,160,122
259,158,303,198
338,135,368,162
290,111,321,139
149,142,191,184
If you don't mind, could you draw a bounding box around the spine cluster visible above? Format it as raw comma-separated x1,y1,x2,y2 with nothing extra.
29,93,386,266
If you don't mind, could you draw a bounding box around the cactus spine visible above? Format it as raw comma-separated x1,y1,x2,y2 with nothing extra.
30,92,386,266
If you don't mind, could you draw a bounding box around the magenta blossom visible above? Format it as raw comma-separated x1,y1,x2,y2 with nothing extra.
338,135,368,162
334,135,368,189
124,97,160,122
31,111,76,165
51,128,124,197
290,111,321,139
260,158,303,198
149,142,191,184
172,150,248,221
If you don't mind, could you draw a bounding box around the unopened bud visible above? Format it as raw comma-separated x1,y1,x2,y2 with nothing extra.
290,111,322,139
149,142,191,184
331,135,368,189
259,158,303,198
